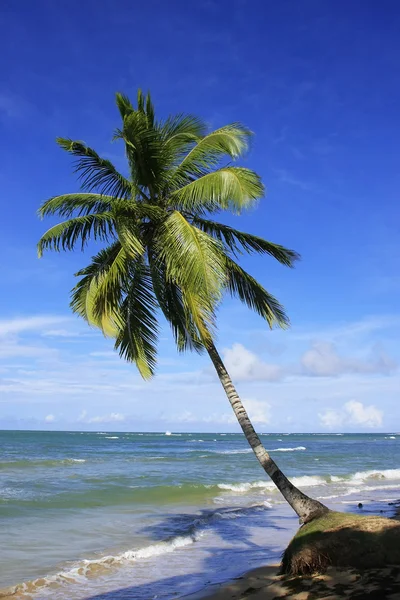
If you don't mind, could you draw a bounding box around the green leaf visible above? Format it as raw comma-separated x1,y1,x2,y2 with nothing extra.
148,250,204,353
115,110,165,192
114,220,144,259
115,92,135,120
193,218,300,265
38,193,117,219
160,114,206,166
155,211,227,339
37,213,115,257
177,123,252,174
156,211,226,299
70,242,125,336
57,138,132,199
171,167,264,214
225,256,289,328
114,261,159,379
161,114,206,143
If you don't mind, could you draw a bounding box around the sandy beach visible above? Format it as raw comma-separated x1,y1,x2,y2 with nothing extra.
185,505,400,600
185,564,400,600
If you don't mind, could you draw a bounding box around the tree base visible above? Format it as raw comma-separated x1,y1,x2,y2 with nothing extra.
281,511,400,576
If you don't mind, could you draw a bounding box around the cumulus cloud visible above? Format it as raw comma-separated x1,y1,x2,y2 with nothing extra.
319,400,383,429
242,398,271,425
301,342,396,377
44,414,55,423
88,412,126,423
222,344,282,382
318,409,344,429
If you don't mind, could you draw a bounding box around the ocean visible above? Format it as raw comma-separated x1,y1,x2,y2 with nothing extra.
1,430,400,599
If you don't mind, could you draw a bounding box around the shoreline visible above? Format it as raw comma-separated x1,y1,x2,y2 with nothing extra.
1,488,399,600
184,500,400,600
1,501,399,600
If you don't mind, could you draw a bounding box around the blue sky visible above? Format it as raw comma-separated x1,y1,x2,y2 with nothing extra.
1,0,399,432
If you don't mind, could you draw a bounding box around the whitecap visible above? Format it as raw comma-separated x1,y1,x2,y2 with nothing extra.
269,446,306,452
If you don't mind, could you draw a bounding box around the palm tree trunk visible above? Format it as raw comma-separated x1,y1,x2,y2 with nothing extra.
206,341,328,524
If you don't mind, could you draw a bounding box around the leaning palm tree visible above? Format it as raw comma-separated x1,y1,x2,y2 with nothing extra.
38,90,328,523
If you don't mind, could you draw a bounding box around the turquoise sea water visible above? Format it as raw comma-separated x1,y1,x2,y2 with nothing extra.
1,430,400,598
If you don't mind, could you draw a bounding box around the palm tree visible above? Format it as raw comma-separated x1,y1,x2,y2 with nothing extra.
38,90,328,523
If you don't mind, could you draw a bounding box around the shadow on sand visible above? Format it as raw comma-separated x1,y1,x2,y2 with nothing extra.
83,505,294,599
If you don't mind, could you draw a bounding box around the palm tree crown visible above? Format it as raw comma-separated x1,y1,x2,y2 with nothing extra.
38,90,299,378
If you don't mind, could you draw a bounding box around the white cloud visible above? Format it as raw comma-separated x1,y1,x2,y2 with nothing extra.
0,316,68,337
345,400,383,427
88,412,126,423
319,400,383,429
0,316,68,360
222,344,282,382
301,342,396,377
0,341,57,359
318,409,344,428
44,414,55,423
167,398,270,426
242,398,271,425
168,410,236,425
42,329,81,338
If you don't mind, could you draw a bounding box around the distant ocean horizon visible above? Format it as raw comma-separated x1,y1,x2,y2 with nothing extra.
2,430,400,599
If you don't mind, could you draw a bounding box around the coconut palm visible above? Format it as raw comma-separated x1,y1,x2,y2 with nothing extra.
38,90,328,523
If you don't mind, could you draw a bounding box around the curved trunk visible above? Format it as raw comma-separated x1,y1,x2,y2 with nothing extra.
206,341,328,524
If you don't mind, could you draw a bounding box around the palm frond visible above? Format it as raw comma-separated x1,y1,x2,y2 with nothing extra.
177,123,252,175
70,242,125,336
159,114,206,165
91,247,129,329
161,114,206,142
145,91,155,127
114,110,164,192
193,218,300,265
115,92,134,120
148,250,204,353
155,211,226,339
171,167,264,214
156,211,226,300
137,89,145,112
38,193,117,219
114,261,159,379
225,256,289,328
37,213,115,257
57,138,132,199
115,220,144,258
